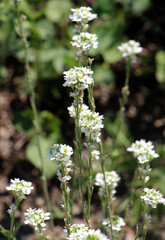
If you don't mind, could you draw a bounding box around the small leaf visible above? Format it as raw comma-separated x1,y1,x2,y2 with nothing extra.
0,225,10,237
155,51,165,84
26,135,57,179
45,0,73,24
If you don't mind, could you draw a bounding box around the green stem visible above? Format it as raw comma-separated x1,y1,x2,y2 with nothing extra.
61,180,71,236
111,57,131,164
8,199,19,240
13,2,54,234
134,219,146,240
74,94,90,227
87,143,94,222
88,84,96,113
99,142,114,240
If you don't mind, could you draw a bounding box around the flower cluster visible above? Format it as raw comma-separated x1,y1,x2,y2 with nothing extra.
63,67,93,91
68,103,88,118
6,178,33,201
118,40,142,60
71,32,98,56
47,144,73,167
102,216,125,234
141,188,165,208
67,224,110,240
68,103,103,142
95,171,120,189
24,208,50,235
95,171,120,199
70,7,97,30
47,144,73,183
79,105,103,142
91,150,100,161
127,139,159,164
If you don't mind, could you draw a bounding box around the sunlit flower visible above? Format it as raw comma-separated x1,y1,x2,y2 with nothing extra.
66,224,110,240
91,150,100,161
6,178,33,201
95,171,120,189
141,188,165,208
63,67,93,91
102,216,125,232
71,32,98,56
24,208,50,235
70,7,97,26
127,139,159,163
47,144,73,183
47,144,73,167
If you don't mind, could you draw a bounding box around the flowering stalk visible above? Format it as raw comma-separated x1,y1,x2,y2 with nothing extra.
13,0,53,230
8,199,19,240
75,94,89,226
47,144,73,236
111,57,131,157
6,179,33,240
112,41,143,161
99,142,114,240
65,7,99,227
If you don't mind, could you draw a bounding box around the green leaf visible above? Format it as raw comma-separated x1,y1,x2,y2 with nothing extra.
131,0,151,15
103,45,122,63
20,0,34,20
155,51,165,84
35,19,55,40
13,109,35,137
26,135,57,179
93,64,115,85
0,225,10,237
45,0,73,24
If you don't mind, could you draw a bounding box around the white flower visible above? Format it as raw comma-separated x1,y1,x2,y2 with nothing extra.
71,32,98,56
7,204,17,216
102,216,125,232
68,104,103,142
63,67,93,91
141,188,165,208
67,224,110,240
95,171,120,189
24,208,50,235
47,144,73,167
127,139,159,163
47,144,73,182
85,229,110,240
6,178,33,201
95,171,120,200
79,107,104,143
68,104,89,118
144,176,150,183
118,40,142,60
91,150,100,160
70,7,97,26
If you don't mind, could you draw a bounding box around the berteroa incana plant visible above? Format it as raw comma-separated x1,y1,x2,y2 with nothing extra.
1,4,165,240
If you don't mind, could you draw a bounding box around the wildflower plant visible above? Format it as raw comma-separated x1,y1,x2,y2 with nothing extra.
62,6,115,236
5,178,33,240
2,3,165,240
47,144,73,235
111,40,143,159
